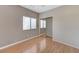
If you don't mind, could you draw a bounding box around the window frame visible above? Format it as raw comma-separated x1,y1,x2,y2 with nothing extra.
31,18,37,29
23,16,31,30
23,16,37,31
40,20,46,28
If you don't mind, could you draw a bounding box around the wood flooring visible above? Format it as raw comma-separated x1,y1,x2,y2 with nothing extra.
42,36,79,53
0,35,79,53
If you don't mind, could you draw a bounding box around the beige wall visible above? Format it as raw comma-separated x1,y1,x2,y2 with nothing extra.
0,5,39,47
40,5,79,48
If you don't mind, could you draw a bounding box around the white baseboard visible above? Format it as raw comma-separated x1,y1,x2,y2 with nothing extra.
53,39,79,49
0,33,45,50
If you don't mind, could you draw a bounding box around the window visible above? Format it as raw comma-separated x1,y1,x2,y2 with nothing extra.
40,20,44,28
31,18,36,29
23,16,37,30
23,16,30,30
43,20,46,28
40,20,46,28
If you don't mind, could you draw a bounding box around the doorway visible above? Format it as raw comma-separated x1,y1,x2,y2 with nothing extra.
40,17,53,38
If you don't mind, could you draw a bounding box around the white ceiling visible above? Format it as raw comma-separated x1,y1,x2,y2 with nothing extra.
21,5,61,13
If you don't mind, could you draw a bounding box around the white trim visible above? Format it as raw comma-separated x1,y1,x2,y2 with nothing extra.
0,33,45,50
53,39,79,49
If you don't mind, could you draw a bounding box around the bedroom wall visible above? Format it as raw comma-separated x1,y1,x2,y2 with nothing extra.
0,5,39,47
40,5,79,48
